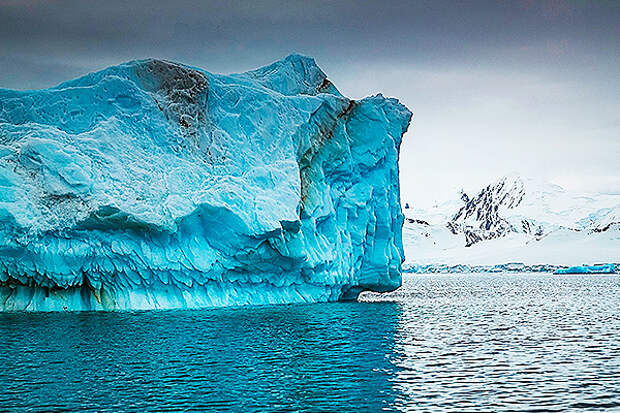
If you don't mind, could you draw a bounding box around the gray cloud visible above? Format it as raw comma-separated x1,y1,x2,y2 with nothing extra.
1,0,619,204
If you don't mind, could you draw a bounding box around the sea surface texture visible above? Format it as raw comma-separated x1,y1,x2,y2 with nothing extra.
0,54,411,310
2,273,619,412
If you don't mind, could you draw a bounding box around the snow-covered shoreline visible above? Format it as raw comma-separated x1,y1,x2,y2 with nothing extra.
404,262,619,274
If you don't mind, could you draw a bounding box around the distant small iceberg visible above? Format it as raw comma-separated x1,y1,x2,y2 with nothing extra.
554,264,616,275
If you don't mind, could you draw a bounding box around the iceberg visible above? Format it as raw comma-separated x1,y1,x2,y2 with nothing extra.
554,264,616,275
0,54,412,311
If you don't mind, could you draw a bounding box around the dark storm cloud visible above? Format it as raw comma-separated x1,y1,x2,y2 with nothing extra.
2,0,619,88
1,0,619,200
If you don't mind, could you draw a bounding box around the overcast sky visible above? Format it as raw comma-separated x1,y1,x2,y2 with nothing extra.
1,0,619,206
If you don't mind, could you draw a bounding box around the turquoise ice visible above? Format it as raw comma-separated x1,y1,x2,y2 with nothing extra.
0,54,411,311
554,264,616,274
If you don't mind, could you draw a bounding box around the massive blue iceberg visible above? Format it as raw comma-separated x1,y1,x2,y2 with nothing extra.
0,54,411,311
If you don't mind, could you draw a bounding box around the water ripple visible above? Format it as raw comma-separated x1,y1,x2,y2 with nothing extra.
1,273,619,412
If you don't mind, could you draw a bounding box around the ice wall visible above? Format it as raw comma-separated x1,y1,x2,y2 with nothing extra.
0,54,411,311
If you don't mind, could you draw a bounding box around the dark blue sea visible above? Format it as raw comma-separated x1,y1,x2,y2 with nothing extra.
1,273,619,412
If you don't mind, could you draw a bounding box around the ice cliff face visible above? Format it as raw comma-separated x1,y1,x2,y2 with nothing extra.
0,54,412,311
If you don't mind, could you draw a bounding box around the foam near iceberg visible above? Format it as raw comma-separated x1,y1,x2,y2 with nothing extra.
0,54,412,311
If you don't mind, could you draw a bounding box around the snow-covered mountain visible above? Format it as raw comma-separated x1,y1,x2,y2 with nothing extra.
403,174,620,267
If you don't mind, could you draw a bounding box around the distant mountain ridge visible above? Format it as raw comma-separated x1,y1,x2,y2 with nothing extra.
403,174,620,267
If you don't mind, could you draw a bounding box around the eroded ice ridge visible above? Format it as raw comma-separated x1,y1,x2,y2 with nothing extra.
0,54,412,311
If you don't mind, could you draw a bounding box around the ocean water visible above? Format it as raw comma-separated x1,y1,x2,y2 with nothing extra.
1,273,619,412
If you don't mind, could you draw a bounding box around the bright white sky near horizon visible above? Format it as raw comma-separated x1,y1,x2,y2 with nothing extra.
1,1,619,207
